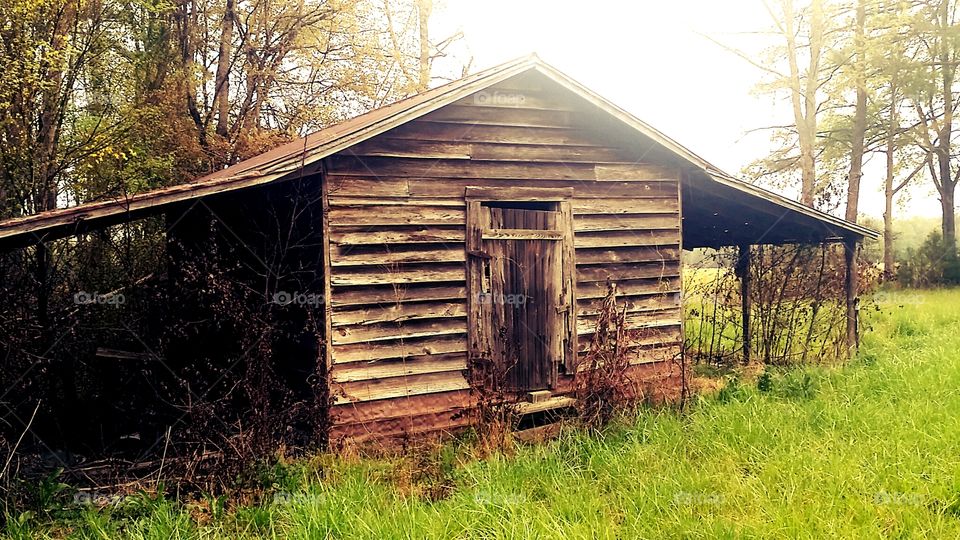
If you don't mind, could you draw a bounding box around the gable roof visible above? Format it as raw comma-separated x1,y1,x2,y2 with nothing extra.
0,54,877,249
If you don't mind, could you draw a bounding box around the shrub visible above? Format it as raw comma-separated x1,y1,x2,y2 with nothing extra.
898,231,960,287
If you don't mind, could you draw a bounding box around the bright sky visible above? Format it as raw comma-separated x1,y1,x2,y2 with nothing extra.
433,0,944,219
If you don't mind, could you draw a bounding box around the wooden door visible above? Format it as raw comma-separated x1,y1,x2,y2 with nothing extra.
486,206,562,390
466,189,576,394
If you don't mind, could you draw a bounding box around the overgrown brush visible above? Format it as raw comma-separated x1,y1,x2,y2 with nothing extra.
685,244,879,367
464,325,520,456
575,282,641,429
0,180,331,508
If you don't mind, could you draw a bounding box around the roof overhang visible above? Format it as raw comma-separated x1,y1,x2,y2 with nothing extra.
682,170,877,248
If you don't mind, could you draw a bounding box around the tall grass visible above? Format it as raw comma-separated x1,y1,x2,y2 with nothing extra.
7,289,960,539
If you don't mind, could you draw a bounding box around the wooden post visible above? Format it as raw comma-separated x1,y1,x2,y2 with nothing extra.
736,244,751,364
844,237,859,357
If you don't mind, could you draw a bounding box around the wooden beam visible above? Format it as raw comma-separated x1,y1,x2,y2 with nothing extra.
559,200,578,374
844,237,860,357
320,164,336,381
735,244,751,364
464,186,573,201
465,200,488,370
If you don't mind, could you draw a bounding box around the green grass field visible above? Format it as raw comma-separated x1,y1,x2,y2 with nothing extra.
7,288,960,539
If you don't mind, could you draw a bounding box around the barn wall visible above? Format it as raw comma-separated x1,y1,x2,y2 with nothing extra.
322,73,683,440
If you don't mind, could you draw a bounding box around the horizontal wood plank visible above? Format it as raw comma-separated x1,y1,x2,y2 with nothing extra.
331,389,473,425
576,293,681,317
328,206,465,226
328,156,681,184
573,198,679,215
574,230,679,248
332,317,468,345
327,156,599,181
577,318,680,337
330,264,464,286
577,326,682,349
469,143,627,163
576,262,681,283
384,121,607,146
332,300,467,326
331,244,465,266
576,308,683,335
332,334,468,363
325,178,677,200
595,164,681,181
465,185,573,201
334,371,470,404
326,177,410,197
345,139,473,160
330,411,472,443
331,353,467,383
421,104,579,129
451,90,577,111
328,197,463,207
574,246,681,264
575,344,681,371
330,283,467,306
330,226,466,245
574,214,679,232
577,277,681,299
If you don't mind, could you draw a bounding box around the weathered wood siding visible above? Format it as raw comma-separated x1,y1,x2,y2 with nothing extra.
323,73,683,436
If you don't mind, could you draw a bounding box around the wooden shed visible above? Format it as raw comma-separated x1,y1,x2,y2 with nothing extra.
0,55,878,444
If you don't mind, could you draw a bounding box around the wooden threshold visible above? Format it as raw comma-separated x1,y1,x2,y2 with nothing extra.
516,396,577,415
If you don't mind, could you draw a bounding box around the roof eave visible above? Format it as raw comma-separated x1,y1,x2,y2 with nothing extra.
528,62,879,242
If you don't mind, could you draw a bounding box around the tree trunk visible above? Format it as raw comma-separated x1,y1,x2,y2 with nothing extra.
33,0,77,342
883,115,896,280
936,0,957,264
936,116,957,259
845,0,867,223
35,0,78,213
178,0,206,147
943,187,957,256
803,0,824,206
782,0,822,207
214,0,235,137
416,0,432,92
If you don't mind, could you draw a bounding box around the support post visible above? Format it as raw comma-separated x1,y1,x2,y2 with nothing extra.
844,237,859,357
736,244,751,364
